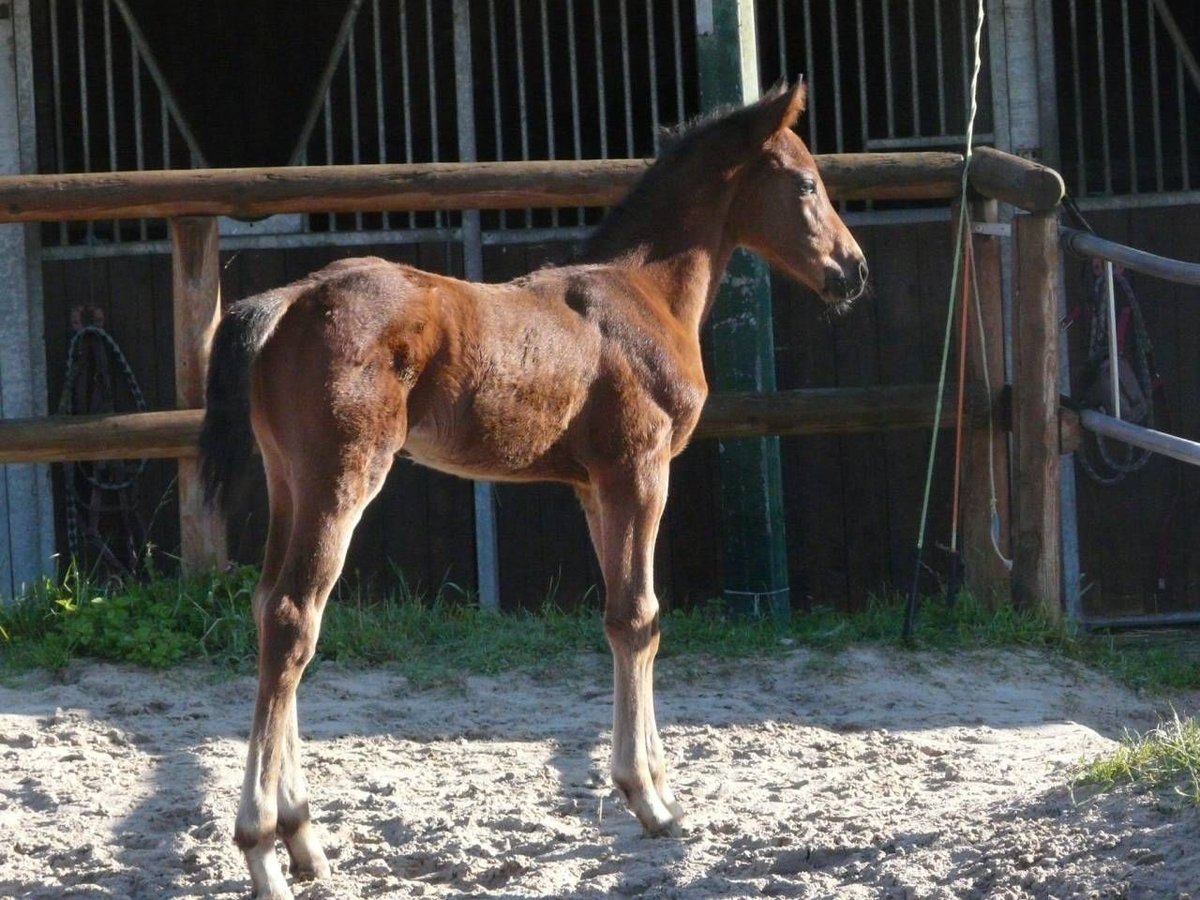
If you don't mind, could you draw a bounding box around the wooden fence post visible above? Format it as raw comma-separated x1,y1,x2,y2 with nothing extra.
961,199,1012,605
170,216,226,573
1011,210,1061,620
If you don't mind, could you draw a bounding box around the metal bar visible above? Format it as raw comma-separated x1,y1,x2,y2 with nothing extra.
1104,261,1120,419
856,0,868,148
1148,2,1163,193
111,0,207,167
130,23,145,239
934,0,946,135
776,0,786,78
1068,0,1086,195
397,0,412,227
540,0,558,226
672,0,684,120
1084,611,1200,630
76,0,89,173
882,0,894,138
103,0,118,243
1080,409,1200,468
1119,0,1136,193
514,0,530,225
323,90,335,229
803,0,817,147
50,0,67,243
594,0,608,158
348,27,362,229
452,0,498,613
830,0,843,152
487,0,504,227
424,0,441,226
567,0,583,223
1179,48,1190,192
1061,226,1200,286
646,0,660,152
620,0,634,155
160,96,169,169
907,0,919,134
286,0,363,167
1094,0,1112,193
1150,0,1200,96
372,0,388,228
866,132,994,150
1073,190,1200,212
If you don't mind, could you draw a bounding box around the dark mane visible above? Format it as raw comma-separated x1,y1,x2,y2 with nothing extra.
580,82,793,262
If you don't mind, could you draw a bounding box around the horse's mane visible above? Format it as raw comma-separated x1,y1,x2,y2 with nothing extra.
580,82,793,262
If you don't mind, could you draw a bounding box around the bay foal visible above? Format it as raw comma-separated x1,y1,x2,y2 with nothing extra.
200,82,866,899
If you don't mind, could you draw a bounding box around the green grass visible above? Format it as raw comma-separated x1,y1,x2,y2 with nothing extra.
1073,711,1200,805
3,566,1200,696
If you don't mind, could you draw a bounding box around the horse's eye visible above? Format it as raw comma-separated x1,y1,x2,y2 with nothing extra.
799,179,817,196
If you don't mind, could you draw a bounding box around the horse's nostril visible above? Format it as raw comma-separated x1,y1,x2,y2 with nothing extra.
858,261,870,285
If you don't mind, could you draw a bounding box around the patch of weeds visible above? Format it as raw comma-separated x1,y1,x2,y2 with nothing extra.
1073,711,1200,805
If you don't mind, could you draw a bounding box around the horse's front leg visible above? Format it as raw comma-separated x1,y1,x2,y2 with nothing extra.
589,460,685,836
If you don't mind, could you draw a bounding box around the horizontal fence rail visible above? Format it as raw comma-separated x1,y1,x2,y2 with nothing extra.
1079,409,1200,469
0,153,969,223
1061,226,1200,286
0,384,978,465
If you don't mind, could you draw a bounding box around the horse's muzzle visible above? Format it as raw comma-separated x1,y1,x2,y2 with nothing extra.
824,259,870,305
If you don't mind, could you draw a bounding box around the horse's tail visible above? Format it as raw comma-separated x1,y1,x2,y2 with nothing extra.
199,290,293,512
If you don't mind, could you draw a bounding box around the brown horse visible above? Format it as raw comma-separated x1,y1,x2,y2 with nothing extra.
199,81,866,899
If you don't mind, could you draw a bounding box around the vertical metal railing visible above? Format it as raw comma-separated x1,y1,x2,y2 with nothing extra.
757,0,994,155
1055,0,1199,201
41,0,208,248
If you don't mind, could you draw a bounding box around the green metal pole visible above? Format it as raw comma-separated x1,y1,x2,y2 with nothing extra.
695,0,790,620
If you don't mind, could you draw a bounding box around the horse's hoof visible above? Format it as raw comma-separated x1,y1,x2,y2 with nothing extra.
644,817,686,838
289,859,332,883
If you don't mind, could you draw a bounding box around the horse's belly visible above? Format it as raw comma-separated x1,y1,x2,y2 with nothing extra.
403,378,587,483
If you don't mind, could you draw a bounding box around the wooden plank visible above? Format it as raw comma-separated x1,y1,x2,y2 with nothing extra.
0,383,981,466
1011,211,1062,620
960,200,1013,605
0,154,964,223
170,217,226,573
968,146,1065,212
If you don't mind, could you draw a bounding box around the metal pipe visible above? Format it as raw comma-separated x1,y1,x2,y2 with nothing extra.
1068,0,1086,195
1084,611,1200,630
452,0,499,614
1079,409,1200,468
287,0,364,167
1094,0,1112,194
1150,0,1200,96
1148,1,1163,192
803,0,817,147
1103,261,1120,420
1119,0,1136,193
620,0,634,155
1061,226,1200,286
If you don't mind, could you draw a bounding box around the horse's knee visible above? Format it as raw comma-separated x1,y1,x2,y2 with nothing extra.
259,599,321,680
604,595,661,654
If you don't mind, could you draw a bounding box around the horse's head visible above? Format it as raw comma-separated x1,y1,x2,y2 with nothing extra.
732,82,868,311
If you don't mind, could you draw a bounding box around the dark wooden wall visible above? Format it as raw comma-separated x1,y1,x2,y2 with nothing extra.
39,205,1200,616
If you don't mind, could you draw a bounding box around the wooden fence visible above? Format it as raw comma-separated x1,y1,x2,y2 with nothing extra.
0,147,1068,617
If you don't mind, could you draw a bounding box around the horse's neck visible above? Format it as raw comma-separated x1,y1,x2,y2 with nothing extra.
639,244,735,333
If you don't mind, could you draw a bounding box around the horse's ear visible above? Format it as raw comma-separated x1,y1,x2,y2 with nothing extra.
752,80,807,143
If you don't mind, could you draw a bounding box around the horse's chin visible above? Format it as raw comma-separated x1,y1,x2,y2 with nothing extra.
821,294,858,319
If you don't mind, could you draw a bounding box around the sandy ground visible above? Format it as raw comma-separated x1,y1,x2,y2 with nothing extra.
1,646,1198,900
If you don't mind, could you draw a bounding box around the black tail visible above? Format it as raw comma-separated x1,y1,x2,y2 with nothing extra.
199,291,292,512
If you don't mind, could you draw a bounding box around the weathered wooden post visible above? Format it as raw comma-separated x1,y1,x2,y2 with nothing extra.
1010,210,1061,620
170,216,226,573
696,0,790,619
960,199,1012,605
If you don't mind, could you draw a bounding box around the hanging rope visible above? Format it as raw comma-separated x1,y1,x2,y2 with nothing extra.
57,318,150,575
903,0,986,640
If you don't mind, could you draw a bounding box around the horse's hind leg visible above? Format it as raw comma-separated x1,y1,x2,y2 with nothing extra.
235,446,393,899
